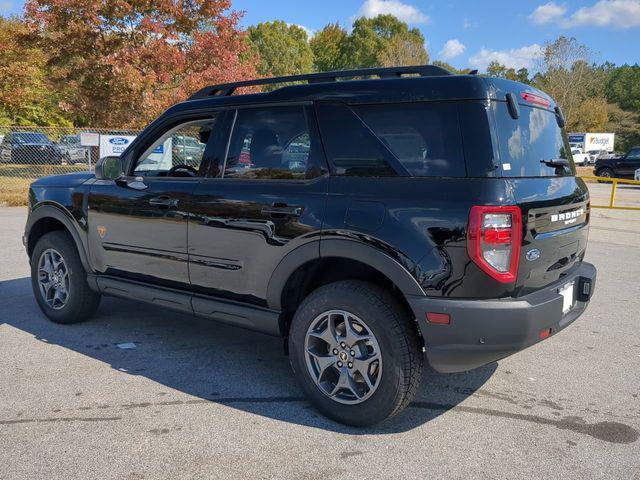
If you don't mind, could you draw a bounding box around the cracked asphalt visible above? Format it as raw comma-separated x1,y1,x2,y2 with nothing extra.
1,204,639,479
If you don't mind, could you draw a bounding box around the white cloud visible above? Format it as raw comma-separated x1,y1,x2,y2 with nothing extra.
469,44,544,70
529,2,567,25
563,0,640,28
354,0,430,24
439,39,466,60
288,23,315,39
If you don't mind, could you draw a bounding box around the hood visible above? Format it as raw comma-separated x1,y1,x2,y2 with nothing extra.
31,171,95,187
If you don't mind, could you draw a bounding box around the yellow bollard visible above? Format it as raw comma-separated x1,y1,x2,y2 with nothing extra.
608,179,617,208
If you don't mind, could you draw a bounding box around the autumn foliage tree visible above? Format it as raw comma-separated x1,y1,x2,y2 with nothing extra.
0,16,70,126
24,0,258,128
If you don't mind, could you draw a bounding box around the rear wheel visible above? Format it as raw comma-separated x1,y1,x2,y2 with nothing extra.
31,231,101,324
289,280,423,426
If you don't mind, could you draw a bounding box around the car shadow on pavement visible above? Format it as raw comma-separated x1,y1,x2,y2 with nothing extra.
0,277,496,434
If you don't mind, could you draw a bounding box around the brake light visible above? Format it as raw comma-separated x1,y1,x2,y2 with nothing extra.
520,92,552,108
467,206,522,283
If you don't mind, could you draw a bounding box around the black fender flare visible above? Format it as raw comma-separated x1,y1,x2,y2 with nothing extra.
26,202,92,273
266,238,425,311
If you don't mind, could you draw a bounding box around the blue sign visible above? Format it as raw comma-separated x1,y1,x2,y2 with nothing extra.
152,145,164,154
109,137,130,146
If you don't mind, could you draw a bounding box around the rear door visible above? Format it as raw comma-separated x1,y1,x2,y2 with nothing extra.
188,104,329,306
491,98,590,294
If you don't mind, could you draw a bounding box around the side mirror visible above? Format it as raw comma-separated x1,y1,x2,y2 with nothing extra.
95,156,123,180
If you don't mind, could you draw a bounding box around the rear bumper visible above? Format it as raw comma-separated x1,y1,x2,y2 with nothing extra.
407,262,597,373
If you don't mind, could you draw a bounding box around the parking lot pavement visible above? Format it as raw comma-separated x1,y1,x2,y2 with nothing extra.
1,205,639,480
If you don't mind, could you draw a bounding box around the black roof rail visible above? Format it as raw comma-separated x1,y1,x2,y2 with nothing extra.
188,64,452,101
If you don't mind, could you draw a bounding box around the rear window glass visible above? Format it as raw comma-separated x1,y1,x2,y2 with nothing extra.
493,102,575,177
354,102,466,177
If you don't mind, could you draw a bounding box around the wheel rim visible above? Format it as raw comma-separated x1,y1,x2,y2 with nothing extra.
37,248,70,310
304,310,382,405
601,170,611,177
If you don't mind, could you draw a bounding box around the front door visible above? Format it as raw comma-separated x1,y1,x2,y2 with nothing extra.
88,114,224,289
189,104,329,306
617,148,640,177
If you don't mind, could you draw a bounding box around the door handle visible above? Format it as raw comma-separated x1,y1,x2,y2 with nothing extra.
261,204,303,218
149,196,179,208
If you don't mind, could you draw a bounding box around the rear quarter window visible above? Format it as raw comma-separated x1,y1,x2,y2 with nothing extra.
354,102,466,177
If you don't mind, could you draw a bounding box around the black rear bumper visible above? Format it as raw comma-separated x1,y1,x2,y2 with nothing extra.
407,262,597,373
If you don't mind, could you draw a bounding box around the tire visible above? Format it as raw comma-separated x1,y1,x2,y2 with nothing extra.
289,280,423,426
597,168,614,183
30,231,101,324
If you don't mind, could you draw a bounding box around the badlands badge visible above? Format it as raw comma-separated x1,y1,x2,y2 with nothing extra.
97,225,107,238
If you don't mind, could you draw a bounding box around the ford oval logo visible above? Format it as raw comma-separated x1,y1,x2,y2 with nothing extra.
526,249,541,262
108,137,129,145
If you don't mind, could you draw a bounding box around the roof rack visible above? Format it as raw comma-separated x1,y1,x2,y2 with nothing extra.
188,64,452,101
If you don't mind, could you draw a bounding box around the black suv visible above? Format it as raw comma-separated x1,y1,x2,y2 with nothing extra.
594,146,640,179
24,66,596,426
1,131,68,164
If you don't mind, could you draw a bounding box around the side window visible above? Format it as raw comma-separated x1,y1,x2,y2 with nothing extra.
133,116,219,177
353,102,466,177
315,102,398,177
627,149,640,160
224,105,324,180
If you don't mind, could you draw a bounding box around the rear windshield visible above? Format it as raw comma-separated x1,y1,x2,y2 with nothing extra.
493,101,575,177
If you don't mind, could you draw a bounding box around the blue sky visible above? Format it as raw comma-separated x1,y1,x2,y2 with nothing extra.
2,0,639,71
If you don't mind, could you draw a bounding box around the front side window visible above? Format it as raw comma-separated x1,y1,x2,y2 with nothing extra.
223,105,324,180
133,116,219,177
627,148,640,160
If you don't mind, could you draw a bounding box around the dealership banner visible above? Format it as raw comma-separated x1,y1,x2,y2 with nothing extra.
99,135,137,158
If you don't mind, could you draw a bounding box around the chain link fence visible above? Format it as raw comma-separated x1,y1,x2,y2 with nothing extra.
0,126,140,206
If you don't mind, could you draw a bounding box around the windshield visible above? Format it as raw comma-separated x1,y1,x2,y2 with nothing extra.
13,132,51,144
493,102,575,177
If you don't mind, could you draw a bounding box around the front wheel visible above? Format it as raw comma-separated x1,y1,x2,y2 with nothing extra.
289,280,423,426
31,231,101,324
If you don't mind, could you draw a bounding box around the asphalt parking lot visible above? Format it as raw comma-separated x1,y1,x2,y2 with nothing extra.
1,202,639,480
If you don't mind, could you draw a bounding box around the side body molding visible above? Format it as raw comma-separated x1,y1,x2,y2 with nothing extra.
25,202,93,273
266,238,425,311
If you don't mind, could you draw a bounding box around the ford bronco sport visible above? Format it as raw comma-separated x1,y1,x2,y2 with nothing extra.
24,65,596,426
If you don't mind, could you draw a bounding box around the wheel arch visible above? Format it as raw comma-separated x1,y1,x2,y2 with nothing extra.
267,239,425,337
26,203,92,272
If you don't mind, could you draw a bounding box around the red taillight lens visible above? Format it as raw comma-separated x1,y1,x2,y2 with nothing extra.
467,206,522,283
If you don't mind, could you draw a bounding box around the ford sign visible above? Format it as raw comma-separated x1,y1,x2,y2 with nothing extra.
109,137,130,146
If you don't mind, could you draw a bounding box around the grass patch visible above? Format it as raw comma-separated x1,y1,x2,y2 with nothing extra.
0,163,88,178
0,177,32,206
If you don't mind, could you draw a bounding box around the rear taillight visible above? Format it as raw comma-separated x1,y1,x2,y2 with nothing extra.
467,206,522,283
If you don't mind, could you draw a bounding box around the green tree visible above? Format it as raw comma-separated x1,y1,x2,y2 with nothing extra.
0,16,70,126
606,64,640,112
247,21,314,78
432,60,473,75
310,23,349,72
377,34,428,67
343,15,427,69
534,37,604,131
485,62,530,84
606,103,640,152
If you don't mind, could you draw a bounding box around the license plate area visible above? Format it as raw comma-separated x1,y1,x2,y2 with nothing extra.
559,281,575,314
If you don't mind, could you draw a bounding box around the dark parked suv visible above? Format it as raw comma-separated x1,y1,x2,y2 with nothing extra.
24,66,596,426
0,131,68,164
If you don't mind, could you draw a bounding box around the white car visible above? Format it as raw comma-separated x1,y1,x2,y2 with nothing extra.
635,167,640,181
571,148,590,166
